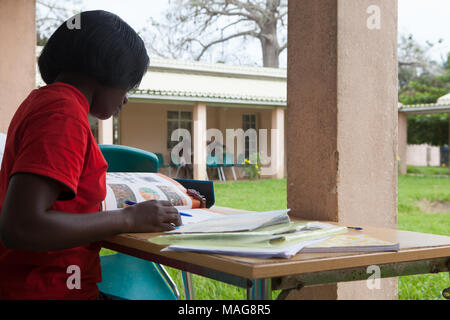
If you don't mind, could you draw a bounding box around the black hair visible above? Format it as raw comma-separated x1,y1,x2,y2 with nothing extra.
38,10,149,90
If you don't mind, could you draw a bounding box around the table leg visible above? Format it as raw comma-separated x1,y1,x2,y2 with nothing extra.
246,279,272,300
182,271,194,300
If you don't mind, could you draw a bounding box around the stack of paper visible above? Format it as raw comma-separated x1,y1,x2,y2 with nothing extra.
149,211,348,258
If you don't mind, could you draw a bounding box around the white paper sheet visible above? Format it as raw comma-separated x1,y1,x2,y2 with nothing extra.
165,209,291,234
178,208,224,225
162,237,330,259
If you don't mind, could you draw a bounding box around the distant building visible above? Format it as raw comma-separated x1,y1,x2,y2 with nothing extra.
36,50,287,179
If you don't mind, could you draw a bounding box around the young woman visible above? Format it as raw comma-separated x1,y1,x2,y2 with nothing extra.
0,10,181,300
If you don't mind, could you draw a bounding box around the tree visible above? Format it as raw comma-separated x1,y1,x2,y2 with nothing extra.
398,34,444,88
401,52,450,147
400,51,450,105
142,0,287,68
407,114,448,147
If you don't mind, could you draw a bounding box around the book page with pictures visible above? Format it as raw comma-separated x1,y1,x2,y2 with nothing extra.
102,172,196,210
101,172,223,224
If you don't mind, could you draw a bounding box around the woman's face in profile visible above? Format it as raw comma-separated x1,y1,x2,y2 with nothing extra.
90,86,128,120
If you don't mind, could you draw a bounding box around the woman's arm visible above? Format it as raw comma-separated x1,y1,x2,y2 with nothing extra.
0,173,181,251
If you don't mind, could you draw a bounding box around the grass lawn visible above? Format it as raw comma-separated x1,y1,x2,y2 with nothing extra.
164,175,450,300
397,174,450,300
407,165,449,176
101,173,450,300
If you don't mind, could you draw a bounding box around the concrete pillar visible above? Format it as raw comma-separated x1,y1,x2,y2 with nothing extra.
270,107,285,179
287,0,398,299
0,0,36,133
398,112,408,175
98,118,114,145
193,102,207,180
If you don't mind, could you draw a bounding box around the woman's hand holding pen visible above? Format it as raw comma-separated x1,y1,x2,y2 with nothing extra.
122,200,182,233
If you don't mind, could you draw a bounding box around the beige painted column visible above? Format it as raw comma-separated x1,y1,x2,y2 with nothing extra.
270,107,285,179
0,0,36,133
398,111,408,175
98,118,114,145
193,102,207,180
287,0,398,299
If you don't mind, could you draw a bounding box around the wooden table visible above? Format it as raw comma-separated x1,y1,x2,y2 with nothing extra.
101,207,450,300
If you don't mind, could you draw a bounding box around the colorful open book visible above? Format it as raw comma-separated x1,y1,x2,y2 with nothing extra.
103,172,207,211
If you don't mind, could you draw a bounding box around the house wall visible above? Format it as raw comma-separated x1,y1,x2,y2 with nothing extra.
119,102,277,175
119,102,192,163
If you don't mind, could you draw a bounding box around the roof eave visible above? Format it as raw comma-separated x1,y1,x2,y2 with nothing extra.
129,93,286,109
399,105,450,114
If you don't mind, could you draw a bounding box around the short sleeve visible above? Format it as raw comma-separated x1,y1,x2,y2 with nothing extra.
11,112,89,200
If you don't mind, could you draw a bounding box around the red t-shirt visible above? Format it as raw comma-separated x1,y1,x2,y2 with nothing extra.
0,83,108,299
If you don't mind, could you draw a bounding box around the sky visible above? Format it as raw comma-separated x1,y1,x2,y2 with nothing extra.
77,0,450,65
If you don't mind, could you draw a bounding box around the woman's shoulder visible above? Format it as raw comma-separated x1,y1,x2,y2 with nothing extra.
23,83,90,124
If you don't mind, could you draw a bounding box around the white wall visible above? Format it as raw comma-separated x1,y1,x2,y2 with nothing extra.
406,144,441,166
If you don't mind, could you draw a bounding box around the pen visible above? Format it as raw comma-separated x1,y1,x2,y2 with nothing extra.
124,200,192,217
178,212,192,217
347,226,363,231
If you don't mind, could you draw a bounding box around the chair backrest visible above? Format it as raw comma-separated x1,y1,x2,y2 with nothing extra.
223,153,235,166
99,144,159,173
207,154,221,166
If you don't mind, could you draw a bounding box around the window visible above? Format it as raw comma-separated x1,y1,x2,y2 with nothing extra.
167,110,193,149
243,114,257,132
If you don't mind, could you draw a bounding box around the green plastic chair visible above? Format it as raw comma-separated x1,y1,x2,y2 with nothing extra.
100,144,159,173
98,144,179,300
99,253,179,300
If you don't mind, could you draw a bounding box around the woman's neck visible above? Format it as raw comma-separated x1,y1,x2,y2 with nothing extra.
53,73,97,106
